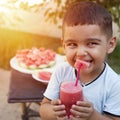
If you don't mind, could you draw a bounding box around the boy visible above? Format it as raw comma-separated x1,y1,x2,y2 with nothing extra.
40,1,120,120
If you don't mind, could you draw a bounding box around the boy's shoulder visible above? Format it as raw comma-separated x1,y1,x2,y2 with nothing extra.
105,63,120,81
106,63,119,75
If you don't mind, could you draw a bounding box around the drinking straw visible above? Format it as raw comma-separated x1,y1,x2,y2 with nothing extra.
75,63,82,86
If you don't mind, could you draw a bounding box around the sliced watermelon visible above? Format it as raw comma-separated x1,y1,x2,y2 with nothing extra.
74,60,90,69
48,61,56,67
38,71,52,81
16,47,56,69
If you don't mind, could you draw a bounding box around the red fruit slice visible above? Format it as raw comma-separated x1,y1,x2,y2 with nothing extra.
74,60,89,69
38,71,52,81
16,47,56,69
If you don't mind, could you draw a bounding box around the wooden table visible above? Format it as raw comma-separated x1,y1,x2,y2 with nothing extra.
8,68,47,120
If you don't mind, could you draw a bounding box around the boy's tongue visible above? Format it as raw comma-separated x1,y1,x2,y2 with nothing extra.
74,59,90,69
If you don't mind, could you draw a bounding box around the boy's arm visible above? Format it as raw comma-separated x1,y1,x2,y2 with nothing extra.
89,110,120,120
40,97,57,120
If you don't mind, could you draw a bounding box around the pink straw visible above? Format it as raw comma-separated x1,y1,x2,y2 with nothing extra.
75,64,82,86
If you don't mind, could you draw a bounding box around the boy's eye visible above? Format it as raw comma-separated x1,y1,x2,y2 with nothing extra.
66,43,77,47
68,43,76,46
88,42,98,47
67,43,77,48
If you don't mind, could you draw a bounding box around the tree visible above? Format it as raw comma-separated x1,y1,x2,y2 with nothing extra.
3,0,120,29
27,0,120,30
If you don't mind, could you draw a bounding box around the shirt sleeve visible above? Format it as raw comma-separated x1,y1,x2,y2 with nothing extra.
43,70,61,100
103,77,120,116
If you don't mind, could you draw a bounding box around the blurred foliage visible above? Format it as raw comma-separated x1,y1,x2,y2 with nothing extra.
8,0,120,30
30,0,120,30
0,28,61,70
107,41,120,73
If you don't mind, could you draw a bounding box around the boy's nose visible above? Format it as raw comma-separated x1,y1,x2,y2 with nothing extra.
76,46,88,57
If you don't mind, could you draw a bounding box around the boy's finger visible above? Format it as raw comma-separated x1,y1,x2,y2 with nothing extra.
70,108,89,118
76,101,93,107
53,104,65,111
54,110,67,117
51,99,61,105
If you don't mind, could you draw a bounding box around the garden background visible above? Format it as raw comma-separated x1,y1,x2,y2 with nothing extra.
0,0,120,73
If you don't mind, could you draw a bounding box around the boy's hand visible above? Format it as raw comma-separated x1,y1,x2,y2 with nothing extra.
51,99,68,120
70,100,94,120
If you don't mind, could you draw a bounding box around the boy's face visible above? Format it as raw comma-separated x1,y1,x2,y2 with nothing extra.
62,24,116,76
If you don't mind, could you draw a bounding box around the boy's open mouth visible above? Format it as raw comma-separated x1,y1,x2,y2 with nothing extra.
74,59,91,69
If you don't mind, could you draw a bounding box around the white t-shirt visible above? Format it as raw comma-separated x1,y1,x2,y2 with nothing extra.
44,62,120,116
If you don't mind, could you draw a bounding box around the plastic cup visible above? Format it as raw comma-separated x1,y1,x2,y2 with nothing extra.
60,81,83,118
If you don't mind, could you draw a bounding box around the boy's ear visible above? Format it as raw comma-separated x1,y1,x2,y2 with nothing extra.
107,37,117,54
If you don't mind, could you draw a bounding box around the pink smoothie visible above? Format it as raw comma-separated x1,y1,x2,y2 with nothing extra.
60,81,83,118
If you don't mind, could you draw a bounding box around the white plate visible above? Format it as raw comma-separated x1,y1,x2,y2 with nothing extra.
10,54,66,74
32,69,52,84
